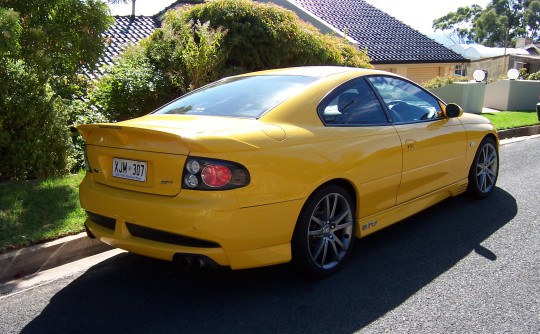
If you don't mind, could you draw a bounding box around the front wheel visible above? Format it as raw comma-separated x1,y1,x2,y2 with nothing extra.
292,185,356,277
468,137,499,198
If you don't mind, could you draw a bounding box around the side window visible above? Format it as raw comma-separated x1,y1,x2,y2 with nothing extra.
367,76,442,123
319,78,388,126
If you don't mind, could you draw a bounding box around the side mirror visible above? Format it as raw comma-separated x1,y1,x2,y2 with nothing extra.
444,103,463,118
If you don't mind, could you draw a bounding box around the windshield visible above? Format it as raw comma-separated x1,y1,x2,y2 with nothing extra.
153,75,318,118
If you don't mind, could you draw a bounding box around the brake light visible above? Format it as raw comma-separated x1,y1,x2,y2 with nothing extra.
182,157,250,190
202,165,232,188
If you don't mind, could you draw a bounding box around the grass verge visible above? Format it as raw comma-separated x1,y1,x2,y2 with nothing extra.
0,170,86,254
482,111,539,130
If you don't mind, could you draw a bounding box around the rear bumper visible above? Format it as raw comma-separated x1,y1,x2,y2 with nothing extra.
80,174,303,269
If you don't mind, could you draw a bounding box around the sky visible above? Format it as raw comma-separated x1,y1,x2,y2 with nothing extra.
364,0,490,34
109,0,491,35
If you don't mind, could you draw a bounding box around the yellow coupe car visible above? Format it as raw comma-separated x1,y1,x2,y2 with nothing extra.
78,66,499,276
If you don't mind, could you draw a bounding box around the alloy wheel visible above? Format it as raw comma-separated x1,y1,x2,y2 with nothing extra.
306,192,354,270
475,141,498,194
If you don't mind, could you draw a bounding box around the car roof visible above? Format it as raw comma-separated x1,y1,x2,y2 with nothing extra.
238,66,383,79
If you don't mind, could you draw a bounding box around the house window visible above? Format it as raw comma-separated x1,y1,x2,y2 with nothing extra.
454,65,466,77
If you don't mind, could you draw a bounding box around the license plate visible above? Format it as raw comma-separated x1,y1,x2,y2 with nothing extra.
112,158,147,182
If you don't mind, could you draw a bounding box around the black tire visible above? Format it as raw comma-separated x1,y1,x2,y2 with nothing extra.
292,185,356,277
467,137,499,198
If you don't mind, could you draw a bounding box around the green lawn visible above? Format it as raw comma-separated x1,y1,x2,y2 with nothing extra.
482,111,539,130
1,111,539,254
0,171,86,253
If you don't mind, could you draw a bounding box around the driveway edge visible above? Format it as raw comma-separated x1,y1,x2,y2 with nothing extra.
497,124,540,140
0,233,112,284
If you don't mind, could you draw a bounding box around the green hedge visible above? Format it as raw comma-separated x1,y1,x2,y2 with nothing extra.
422,75,471,89
89,46,172,121
525,71,540,80
181,0,371,72
0,60,73,180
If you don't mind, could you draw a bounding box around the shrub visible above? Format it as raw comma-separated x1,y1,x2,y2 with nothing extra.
0,60,73,180
178,0,371,74
422,75,470,89
66,99,109,171
145,19,228,95
526,71,540,80
89,46,172,121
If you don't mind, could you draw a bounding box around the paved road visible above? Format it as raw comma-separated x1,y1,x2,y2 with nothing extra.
1,136,539,334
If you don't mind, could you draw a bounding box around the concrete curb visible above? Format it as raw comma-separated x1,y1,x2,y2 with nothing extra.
0,233,112,284
1,126,539,285
497,124,540,140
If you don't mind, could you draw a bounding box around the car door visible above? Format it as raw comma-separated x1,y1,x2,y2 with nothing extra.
367,75,467,204
318,78,402,218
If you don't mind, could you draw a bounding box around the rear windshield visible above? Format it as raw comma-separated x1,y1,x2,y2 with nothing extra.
153,75,317,118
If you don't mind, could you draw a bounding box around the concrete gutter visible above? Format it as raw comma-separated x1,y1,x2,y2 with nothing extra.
1,126,539,285
0,233,111,284
497,124,540,140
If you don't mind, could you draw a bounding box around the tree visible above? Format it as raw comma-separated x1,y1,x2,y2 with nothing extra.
432,5,483,44
0,0,113,96
473,9,509,46
0,1,113,179
525,1,540,37
433,0,540,46
0,7,21,56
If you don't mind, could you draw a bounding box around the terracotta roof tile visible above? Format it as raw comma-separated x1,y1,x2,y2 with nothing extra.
86,16,158,79
292,0,467,64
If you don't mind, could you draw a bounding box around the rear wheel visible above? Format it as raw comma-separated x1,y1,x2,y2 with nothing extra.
468,137,499,198
292,185,356,277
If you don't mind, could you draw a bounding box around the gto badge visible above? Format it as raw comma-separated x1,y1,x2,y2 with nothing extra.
362,221,377,231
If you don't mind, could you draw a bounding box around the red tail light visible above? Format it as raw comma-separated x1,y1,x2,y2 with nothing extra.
202,165,232,188
182,157,250,190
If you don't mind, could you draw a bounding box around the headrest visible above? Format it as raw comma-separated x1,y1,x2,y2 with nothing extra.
337,93,360,112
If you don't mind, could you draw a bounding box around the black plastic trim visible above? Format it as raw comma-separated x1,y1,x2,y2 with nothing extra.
86,211,116,231
126,223,221,248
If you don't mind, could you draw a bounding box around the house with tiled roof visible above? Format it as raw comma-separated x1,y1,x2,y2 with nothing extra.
103,0,467,83
261,0,468,83
449,40,540,81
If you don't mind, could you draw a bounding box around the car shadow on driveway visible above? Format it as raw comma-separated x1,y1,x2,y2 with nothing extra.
22,188,517,334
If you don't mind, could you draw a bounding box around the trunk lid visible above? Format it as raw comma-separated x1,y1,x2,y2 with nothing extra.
78,115,261,196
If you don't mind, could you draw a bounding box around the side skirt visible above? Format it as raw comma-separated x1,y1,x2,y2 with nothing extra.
356,178,469,238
